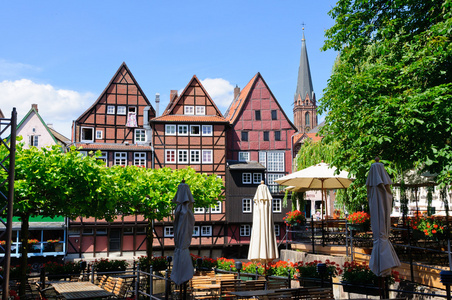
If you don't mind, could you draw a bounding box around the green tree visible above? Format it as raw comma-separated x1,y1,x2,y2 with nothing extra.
320,0,452,186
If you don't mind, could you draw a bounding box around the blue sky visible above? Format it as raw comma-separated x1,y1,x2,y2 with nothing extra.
0,1,338,138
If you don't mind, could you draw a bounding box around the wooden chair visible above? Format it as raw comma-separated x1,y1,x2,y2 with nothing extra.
266,279,288,290
190,277,217,299
102,276,118,294
97,275,108,288
215,273,236,281
112,277,129,299
219,279,240,299
244,279,266,291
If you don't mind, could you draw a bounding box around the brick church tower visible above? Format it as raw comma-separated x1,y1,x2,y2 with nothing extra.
293,30,318,133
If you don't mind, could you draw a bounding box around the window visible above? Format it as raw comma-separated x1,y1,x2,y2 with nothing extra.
178,125,188,135
135,129,146,143
82,228,94,235
29,135,39,147
274,224,280,236
136,227,146,234
123,228,134,235
193,226,200,237
271,110,277,120
117,106,126,115
275,131,281,141
241,131,248,141
97,151,107,166
128,106,137,114
184,106,194,115
107,106,115,114
115,152,127,166
81,127,94,142
242,173,252,184
190,125,200,136
209,201,221,213
201,226,212,237
268,174,284,193
178,150,188,163
253,173,262,184
272,198,282,212
165,150,176,163
305,112,310,126
196,106,205,115
263,131,269,141
190,150,200,163
68,228,80,236
242,199,252,213
202,125,212,136
164,226,174,237
259,152,267,168
202,150,212,163
255,110,261,120
268,152,284,172
240,225,251,236
238,152,250,162
79,151,88,157
194,207,205,214
165,124,176,135
134,152,146,166
96,130,102,139
96,228,107,235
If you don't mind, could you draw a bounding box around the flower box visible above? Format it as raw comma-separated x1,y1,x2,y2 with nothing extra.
342,281,380,296
348,223,370,232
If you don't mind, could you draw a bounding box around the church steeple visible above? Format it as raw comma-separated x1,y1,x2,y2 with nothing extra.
293,28,317,133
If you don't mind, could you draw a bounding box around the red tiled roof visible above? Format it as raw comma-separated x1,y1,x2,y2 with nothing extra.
73,143,154,151
292,132,323,145
224,74,258,123
151,115,228,123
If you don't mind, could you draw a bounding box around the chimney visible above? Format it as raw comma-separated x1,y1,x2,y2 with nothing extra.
155,93,160,117
32,104,38,112
234,85,240,100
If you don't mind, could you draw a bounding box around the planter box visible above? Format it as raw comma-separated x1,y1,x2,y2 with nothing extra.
342,281,380,296
348,223,370,232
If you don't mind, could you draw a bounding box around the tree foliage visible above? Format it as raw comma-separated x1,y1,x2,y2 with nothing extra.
320,0,452,186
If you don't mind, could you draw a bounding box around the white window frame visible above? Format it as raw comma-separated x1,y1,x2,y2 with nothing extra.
202,150,213,164
240,225,251,237
194,207,205,214
190,150,200,164
267,152,285,172
165,124,176,135
134,152,146,166
184,106,194,115
96,130,102,139
202,125,212,136
242,173,252,184
107,106,115,114
201,225,212,237
208,201,221,213
268,174,284,193
117,106,126,115
190,125,200,136
274,224,280,236
164,226,174,237
178,125,188,136
253,173,262,184
178,150,188,164
193,226,200,237
30,135,39,147
272,198,282,213
81,127,94,143
135,129,146,144
165,149,176,163
242,199,252,213
238,152,250,162
97,151,107,166
259,151,267,168
114,152,127,166
196,106,205,115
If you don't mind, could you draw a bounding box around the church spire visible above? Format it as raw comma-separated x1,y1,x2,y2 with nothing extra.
293,28,317,133
295,28,314,103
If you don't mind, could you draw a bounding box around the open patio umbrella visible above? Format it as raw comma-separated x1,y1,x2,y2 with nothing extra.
248,181,279,262
170,180,195,286
366,160,401,277
274,162,353,218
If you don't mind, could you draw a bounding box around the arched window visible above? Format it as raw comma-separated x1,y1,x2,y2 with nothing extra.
305,112,310,126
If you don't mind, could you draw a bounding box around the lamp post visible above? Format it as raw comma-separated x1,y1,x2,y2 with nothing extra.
235,261,242,279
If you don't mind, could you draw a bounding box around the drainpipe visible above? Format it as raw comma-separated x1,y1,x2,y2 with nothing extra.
143,106,154,168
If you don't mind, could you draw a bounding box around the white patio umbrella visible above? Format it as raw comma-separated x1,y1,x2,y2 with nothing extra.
274,162,353,218
366,160,401,276
248,181,279,262
170,181,195,285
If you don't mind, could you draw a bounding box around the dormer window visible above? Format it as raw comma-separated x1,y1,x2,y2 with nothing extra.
184,106,194,115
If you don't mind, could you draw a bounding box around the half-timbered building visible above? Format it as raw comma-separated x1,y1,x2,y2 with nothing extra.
150,75,229,257
68,62,155,259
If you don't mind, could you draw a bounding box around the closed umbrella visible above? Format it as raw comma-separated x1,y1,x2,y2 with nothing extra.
170,181,195,285
248,181,279,262
274,162,353,218
366,160,401,276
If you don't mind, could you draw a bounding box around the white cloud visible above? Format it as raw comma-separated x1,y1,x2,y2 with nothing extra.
0,60,41,79
0,79,95,138
200,78,234,109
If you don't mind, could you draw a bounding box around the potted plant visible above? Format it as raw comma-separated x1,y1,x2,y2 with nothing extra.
295,259,341,287
268,260,296,277
347,211,370,232
341,261,400,296
27,239,41,252
191,254,217,272
137,255,167,272
43,261,82,280
284,210,306,240
408,215,445,240
92,258,128,273
216,257,236,271
46,239,63,252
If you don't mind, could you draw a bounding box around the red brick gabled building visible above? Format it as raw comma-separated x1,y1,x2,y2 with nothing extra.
150,75,229,257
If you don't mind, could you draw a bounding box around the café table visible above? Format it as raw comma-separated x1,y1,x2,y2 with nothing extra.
51,281,114,299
